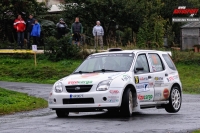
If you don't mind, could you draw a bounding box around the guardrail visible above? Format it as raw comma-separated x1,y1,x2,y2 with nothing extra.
0,49,44,54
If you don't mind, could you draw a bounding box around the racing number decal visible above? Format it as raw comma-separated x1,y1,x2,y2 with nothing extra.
135,76,139,84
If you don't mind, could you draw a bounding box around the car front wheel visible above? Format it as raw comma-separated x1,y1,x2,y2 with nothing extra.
56,110,69,118
165,86,182,113
120,88,133,117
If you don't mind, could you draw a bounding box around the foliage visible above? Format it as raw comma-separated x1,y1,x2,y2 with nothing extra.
0,0,48,44
40,19,56,46
44,35,81,61
0,51,200,94
138,15,166,48
62,0,167,47
0,87,47,115
0,55,82,83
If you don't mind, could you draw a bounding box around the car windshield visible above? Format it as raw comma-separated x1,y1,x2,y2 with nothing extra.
74,53,134,73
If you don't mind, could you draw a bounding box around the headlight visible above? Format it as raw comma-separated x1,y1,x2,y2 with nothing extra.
54,82,63,93
97,80,112,91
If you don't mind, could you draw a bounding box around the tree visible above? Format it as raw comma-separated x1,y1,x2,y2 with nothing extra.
62,0,165,46
0,0,48,43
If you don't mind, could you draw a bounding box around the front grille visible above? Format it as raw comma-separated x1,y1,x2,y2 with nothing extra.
63,98,94,104
65,85,92,93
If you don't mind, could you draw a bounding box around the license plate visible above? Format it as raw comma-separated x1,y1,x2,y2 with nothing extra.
70,94,83,98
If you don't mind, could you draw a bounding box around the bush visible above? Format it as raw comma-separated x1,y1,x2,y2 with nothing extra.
44,36,81,61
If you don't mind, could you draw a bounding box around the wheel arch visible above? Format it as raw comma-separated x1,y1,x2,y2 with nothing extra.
171,83,182,93
121,84,137,107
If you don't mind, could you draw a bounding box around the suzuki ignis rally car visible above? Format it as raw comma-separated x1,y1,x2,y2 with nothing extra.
48,50,182,117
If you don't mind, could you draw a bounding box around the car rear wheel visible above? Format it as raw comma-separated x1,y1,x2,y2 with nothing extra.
56,110,69,118
120,88,133,117
165,86,182,113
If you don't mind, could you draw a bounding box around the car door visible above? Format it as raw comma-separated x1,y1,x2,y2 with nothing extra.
133,53,154,102
147,53,171,101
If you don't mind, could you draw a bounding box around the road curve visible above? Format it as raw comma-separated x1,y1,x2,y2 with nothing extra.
0,81,200,133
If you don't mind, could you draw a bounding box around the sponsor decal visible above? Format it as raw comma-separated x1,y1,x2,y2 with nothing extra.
108,98,119,103
135,76,148,84
121,75,131,81
81,73,99,78
173,6,198,15
48,98,54,104
154,77,164,84
107,96,119,102
155,92,161,97
149,82,154,87
139,77,148,81
155,77,163,81
136,83,150,93
109,90,119,94
167,75,179,82
163,89,169,99
108,96,119,98
68,80,93,85
135,76,139,84
70,94,83,98
138,94,153,100
172,6,199,22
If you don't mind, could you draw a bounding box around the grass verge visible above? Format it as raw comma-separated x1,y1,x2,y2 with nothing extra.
192,130,200,133
0,55,82,84
0,53,199,94
0,87,47,115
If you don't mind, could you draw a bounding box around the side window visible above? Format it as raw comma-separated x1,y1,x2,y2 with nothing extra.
162,54,177,70
134,54,150,74
148,53,164,72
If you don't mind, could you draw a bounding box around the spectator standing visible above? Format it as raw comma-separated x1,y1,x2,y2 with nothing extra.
71,17,83,46
31,19,41,46
13,15,26,49
93,21,104,50
26,14,35,49
56,18,68,39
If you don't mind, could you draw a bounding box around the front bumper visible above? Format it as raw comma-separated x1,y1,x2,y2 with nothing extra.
48,88,122,109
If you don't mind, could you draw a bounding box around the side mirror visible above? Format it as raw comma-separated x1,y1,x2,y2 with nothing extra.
134,67,144,73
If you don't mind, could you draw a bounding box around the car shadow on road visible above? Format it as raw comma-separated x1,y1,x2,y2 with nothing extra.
51,111,181,121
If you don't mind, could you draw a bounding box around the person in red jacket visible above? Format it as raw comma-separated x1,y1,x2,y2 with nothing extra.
13,15,26,49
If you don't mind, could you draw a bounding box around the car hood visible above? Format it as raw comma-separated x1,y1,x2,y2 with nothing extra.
59,72,125,86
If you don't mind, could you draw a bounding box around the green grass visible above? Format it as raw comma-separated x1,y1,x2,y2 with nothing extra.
176,63,200,94
192,130,200,133
0,55,82,84
0,87,47,115
0,54,199,94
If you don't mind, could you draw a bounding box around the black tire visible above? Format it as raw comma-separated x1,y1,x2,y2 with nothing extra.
120,88,133,117
56,110,69,118
165,86,182,113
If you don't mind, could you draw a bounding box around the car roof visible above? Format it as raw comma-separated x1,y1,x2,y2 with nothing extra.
91,50,170,56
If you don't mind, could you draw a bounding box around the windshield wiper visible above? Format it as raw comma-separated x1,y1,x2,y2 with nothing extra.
73,71,92,74
93,69,121,72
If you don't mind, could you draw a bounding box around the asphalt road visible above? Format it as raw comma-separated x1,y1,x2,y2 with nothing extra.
0,81,200,133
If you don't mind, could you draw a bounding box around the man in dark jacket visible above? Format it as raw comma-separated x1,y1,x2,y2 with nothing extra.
56,18,68,39
71,17,83,46
26,14,35,49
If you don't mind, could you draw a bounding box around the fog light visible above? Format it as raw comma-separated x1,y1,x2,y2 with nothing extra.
103,97,107,101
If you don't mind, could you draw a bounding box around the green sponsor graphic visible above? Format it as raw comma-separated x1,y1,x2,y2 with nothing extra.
78,81,92,84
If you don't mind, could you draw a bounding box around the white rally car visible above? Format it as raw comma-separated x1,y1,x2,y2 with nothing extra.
48,50,182,117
